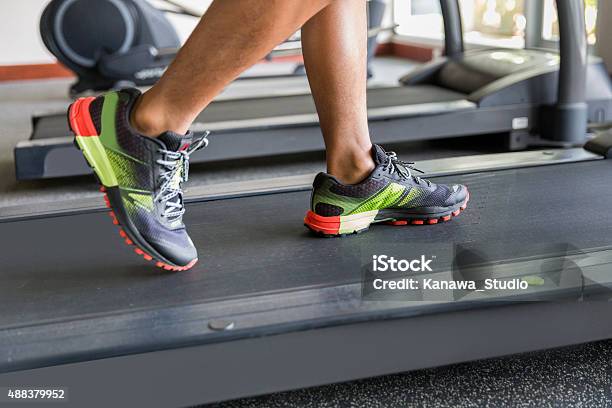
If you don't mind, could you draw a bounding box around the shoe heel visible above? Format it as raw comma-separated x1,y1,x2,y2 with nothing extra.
68,97,97,136
68,98,118,188
304,210,378,236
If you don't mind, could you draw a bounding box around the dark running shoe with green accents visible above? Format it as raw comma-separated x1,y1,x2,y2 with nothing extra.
304,144,469,236
68,88,208,271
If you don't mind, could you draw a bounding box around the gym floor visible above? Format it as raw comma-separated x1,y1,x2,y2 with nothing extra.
3,56,610,407
209,339,612,407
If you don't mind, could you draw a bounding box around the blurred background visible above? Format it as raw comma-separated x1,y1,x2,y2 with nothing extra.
0,0,604,68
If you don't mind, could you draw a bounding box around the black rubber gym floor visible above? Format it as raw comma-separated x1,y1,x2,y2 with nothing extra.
208,339,612,407
0,159,611,330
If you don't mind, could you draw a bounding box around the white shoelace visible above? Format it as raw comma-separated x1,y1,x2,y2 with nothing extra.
154,132,209,220
383,151,431,186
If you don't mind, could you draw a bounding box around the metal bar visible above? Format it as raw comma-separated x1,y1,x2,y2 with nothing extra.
440,0,464,57
540,0,589,143
557,0,588,105
524,0,545,49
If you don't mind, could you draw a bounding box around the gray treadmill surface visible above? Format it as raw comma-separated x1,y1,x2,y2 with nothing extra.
31,85,468,139
1,159,611,330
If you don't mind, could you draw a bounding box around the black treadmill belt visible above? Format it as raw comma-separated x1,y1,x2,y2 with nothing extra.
31,86,468,139
197,85,468,122
1,160,612,331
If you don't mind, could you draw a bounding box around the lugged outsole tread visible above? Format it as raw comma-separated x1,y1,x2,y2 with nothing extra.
305,193,470,237
99,178,198,271
68,99,197,272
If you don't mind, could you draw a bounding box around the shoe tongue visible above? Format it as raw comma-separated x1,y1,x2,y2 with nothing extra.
372,144,388,165
158,131,194,152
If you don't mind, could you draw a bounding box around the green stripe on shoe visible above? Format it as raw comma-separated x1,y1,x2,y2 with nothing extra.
75,136,118,187
349,183,405,215
100,91,122,151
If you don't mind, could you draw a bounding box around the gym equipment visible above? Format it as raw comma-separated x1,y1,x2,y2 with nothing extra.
3,145,612,406
3,2,612,406
40,0,387,96
41,0,189,96
16,0,612,180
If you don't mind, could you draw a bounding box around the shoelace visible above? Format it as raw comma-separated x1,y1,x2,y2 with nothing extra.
383,151,431,187
154,132,210,221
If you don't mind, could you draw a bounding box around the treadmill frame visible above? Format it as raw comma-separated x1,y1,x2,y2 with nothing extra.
3,298,611,407
2,147,612,407
13,0,612,180
3,2,611,406
1,147,600,220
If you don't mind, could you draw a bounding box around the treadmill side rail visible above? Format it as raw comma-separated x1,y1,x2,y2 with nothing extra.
14,104,537,180
2,148,600,221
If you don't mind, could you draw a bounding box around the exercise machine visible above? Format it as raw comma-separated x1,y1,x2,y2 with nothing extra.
40,0,388,96
2,2,612,406
41,0,185,96
16,0,612,180
3,145,612,406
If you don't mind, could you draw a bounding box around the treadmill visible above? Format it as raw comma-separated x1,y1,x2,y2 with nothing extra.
14,0,612,180
3,150,612,407
2,3,612,406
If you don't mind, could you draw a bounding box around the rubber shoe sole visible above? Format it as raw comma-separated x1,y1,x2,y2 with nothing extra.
304,193,469,237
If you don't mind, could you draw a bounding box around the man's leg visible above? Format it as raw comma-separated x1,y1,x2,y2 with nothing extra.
301,0,375,184
302,1,469,237
68,0,337,270
132,0,333,136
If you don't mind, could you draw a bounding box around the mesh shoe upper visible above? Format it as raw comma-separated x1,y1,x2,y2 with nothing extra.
311,144,467,217
90,88,206,266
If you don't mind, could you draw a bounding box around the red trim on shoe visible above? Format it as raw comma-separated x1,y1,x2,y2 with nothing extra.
304,211,341,235
68,97,98,137
68,98,195,271
306,189,471,235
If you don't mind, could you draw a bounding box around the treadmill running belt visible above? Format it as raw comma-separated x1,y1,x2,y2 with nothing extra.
31,85,468,139
0,160,611,330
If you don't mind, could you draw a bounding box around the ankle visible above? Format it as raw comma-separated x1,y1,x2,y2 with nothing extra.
327,144,375,184
130,91,191,137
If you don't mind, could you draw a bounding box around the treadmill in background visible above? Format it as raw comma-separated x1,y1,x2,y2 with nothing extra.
14,0,612,181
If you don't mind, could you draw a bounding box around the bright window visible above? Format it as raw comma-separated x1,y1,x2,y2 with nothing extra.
393,0,526,48
460,0,525,48
542,0,598,45
393,0,444,42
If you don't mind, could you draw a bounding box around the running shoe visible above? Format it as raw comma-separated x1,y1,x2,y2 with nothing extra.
304,144,469,236
68,88,209,270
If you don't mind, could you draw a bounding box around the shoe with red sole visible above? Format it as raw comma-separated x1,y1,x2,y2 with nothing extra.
68,88,209,271
304,144,469,236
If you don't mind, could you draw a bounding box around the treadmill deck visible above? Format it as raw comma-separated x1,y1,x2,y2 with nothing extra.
2,160,612,331
2,157,612,407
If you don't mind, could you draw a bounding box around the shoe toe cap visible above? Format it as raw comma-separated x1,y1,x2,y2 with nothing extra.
445,184,469,206
144,227,198,268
